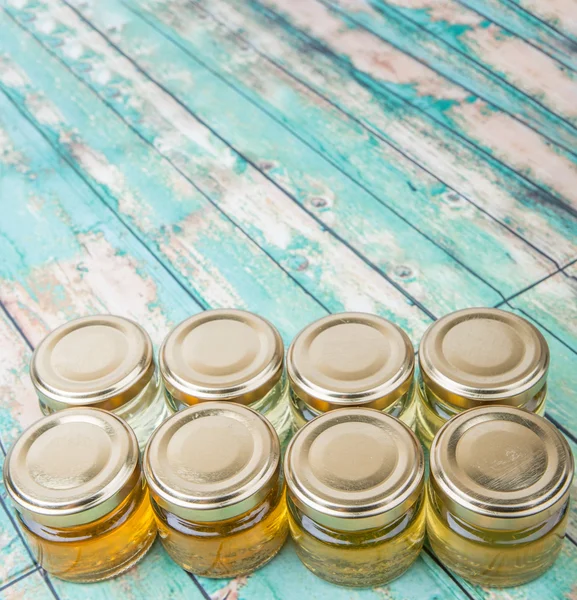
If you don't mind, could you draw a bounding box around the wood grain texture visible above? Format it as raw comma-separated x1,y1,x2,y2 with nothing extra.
0,0,576,598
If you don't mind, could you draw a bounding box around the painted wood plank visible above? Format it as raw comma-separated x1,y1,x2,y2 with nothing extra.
251,0,577,208
508,0,577,44
330,0,577,137
0,570,54,600
120,0,575,272
47,0,564,303
0,13,340,345
6,0,515,320
460,0,577,71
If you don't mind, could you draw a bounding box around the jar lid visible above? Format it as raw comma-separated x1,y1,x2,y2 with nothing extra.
3,408,140,527
144,402,280,522
287,313,414,413
284,408,424,531
430,406,573,530
159,310,283,407
31,315,155,412
419,308,549,410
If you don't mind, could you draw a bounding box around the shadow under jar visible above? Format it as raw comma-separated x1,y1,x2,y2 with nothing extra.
427,406,573,587
31,315,169,450
159,309,292,448
143,402,288,578
416,308,549,449
285,408,425,587
287,313,417,433
3,408,157,582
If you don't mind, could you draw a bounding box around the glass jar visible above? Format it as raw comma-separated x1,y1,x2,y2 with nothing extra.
30,315,169,450
159,309,292,447
2,408,157,582
428,406,573,587
143,402,288,578
287,313,416,432
416,308,549,448
284,408,425,587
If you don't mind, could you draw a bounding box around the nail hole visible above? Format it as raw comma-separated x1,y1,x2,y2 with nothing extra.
394,265,413,279
310,196,328,208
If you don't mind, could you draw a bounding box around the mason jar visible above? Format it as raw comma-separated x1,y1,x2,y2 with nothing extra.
159,309,292,447
427,406,573,587
143,402,288,577
30,315,169,450
287,313,416,432
416,308,549,448
2,408,157,582
285,408,425,587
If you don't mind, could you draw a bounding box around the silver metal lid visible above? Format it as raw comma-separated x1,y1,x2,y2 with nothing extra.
144,402,280,522
430,406,573,530
3,408,140,527
31,315,155,412
284,408,424,531
159,310,284,407
419,308,549,410
287,313,414,413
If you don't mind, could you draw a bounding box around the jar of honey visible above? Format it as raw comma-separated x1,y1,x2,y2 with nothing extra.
284,408,425,587
287,313,416,431
31,315,169,449
159,309,292,446
3,408,157,582
428,406,573,586
416,308,549,448
144,402,288,578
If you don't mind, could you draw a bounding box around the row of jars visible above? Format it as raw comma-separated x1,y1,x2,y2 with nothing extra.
3,307,571,588
3,402,572,587
28,307,551,450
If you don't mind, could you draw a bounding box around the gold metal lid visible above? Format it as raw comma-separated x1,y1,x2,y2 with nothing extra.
3,408,140,527
144,402,280,522
419,308,549,410
159,310,284,407
31,315,155,412
430,406,574,530
284,408,424,531
287,313,414,413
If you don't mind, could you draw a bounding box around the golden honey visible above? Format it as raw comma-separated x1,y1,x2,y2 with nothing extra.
287,313,417,432
3,409,157,582
285,408,425,587
31,315,169,449
159,310,292,447
416,308,549,448
144,402,288,577
427,406,573,587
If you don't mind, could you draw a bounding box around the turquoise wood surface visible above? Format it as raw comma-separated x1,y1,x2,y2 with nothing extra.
0,0,575,598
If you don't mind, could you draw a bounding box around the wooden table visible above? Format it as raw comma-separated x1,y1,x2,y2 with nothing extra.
0,0,576,598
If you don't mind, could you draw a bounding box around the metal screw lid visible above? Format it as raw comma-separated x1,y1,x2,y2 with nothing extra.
144,402,280,522
430,406,574,530
3,408,140,527
31,315,155,412
284,408,424,531
159,310,284,407
287,313,414,414
419,308,549,410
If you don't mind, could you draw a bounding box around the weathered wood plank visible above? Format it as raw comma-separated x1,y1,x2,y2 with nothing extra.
5,0,515,319
44,0,564,302
460,0,577,71
120,0,575,271
251,0,577,207
329,0,577,137
0,569,54,600
508,0,577,44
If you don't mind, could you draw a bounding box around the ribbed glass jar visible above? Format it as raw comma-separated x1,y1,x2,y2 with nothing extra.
3,409,157,582
31,315,169,450
416,308,549,448
159,309,292,447
285,408,425,587
428,406,573,587
144,402,288,578
287,313,416,433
